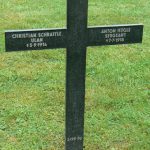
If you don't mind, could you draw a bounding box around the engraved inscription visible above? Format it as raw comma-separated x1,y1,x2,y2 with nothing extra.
67,136,83,142
11,31,62,39
101,27,131,43
11,31,62,48
26,37,47,48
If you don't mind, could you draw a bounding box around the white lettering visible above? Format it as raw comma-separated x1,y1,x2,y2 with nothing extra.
12,33,37,39
38,31,62,37
67,136,83,142
31,38,43,43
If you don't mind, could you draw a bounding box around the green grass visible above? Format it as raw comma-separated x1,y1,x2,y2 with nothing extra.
0,0,150,149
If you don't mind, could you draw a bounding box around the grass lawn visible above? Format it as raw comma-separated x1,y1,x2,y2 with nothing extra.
0,0,150,149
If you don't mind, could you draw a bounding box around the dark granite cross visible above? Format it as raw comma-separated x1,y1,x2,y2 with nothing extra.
5,0,143,150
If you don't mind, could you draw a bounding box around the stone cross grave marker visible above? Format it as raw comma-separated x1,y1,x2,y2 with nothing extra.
5,0,143,150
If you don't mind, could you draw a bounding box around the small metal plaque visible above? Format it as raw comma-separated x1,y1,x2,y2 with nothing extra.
5,28,67,51
88,24,143,46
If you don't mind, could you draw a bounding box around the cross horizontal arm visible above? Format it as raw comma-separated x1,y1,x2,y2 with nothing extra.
87,24,143,46
5,28,67,52
5,24,144,52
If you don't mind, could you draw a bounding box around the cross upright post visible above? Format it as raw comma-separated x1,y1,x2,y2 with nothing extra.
66,0,88,149
5,0,143,150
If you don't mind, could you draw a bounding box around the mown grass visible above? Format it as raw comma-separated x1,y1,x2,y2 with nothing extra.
0,0,150,150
